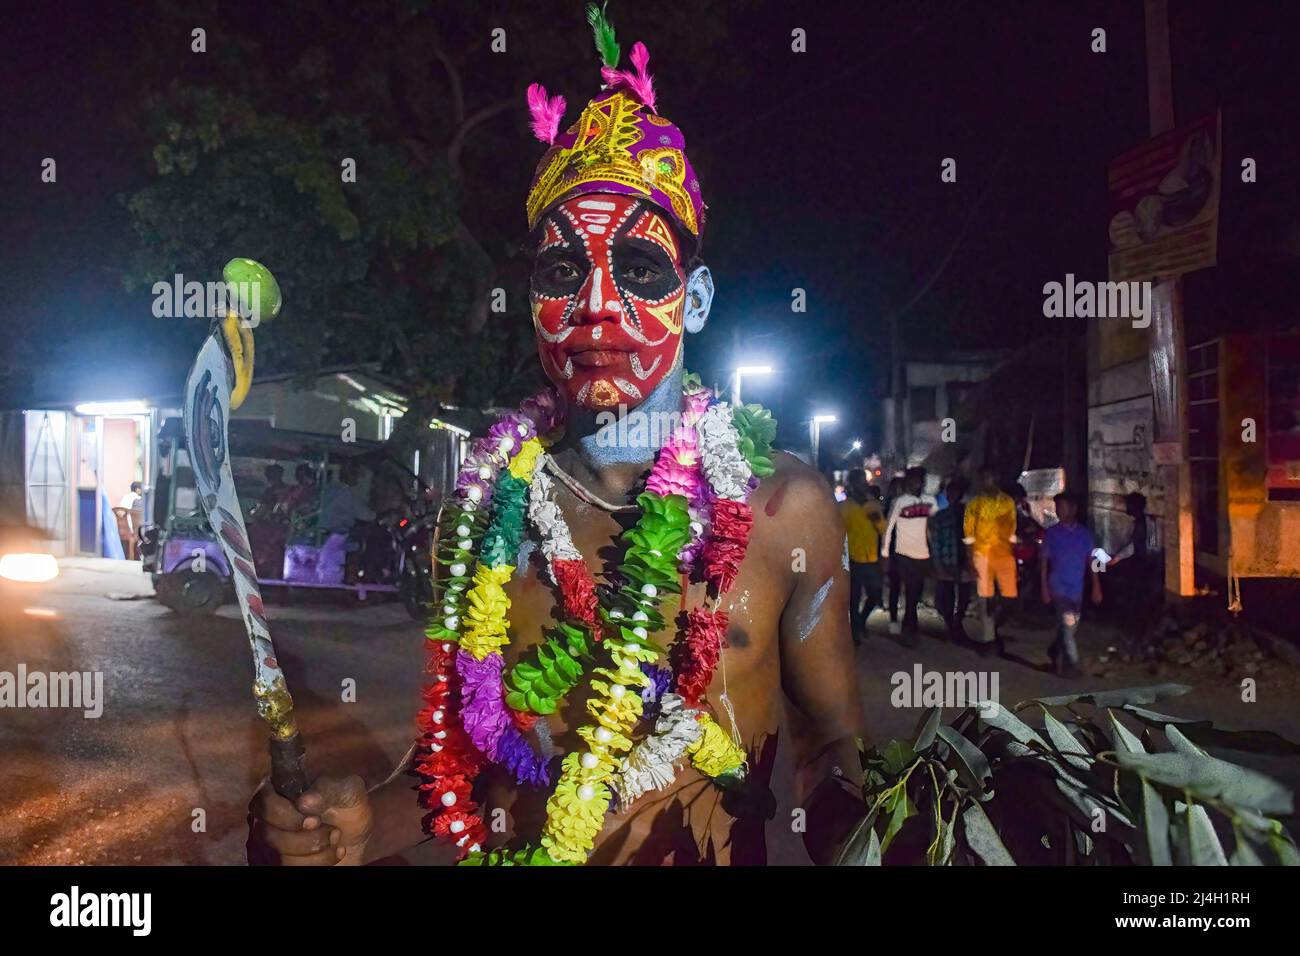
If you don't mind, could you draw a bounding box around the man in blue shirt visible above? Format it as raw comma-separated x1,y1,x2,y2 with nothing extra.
1039,491,1102,678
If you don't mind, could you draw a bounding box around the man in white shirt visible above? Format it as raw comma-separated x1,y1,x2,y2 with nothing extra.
119,481,145,529
880,466,937,644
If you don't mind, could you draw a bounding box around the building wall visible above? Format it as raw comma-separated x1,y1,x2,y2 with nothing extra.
896,357,1002,466
1086,302,1166,555
1221,334,1300,578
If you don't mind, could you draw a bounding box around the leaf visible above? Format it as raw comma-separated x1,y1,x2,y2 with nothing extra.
936,725,992,791
961,801,1015,865
1186,803,1228,866
977,702,1047,747
1042,711,1093,772
865,826,882,865
1121,706,1300,755
1140,778,1172,866
1115,750,1294,815
1165,724,1209,757
936,812,956,866
880,739,916,776
832,811,880,866
913,707,943,753
1029,684,1192,709
1267,832,1300,866
1105,709,1146,754
879,790,916,855
1229,826,1264,866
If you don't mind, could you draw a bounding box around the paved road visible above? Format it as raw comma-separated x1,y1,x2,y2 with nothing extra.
1,559,424,865
2,558,1296,865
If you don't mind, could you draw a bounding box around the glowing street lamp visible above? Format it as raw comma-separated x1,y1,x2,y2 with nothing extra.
732,364,772,405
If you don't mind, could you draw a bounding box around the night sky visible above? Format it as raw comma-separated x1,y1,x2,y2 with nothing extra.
4,0,1298,455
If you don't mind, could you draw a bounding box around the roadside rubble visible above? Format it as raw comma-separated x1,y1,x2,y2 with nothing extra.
1094,613,1300,687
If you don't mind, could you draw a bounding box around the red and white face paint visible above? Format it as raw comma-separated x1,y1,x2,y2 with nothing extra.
529,194,687,410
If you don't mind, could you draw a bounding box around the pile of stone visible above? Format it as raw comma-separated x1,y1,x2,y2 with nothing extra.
1096,615,1300,687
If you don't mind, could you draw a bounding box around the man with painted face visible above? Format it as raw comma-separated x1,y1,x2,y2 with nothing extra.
247,6,864,866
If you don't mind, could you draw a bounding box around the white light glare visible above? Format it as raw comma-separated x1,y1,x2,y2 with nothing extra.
0,553,60,583
74,401,150,416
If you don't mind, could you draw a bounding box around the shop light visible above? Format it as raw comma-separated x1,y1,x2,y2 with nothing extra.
74,401,150,416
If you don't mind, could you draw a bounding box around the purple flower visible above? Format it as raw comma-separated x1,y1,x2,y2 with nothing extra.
518,389,562,436
456,651,512,758
454,472,494,507
487,415,534,458
640,662,673,707
497,726,550,788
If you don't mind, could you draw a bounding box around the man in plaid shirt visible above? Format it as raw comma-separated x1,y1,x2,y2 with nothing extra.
927,477,972,642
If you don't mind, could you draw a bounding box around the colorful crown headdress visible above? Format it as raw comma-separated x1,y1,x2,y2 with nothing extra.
524,3,706,248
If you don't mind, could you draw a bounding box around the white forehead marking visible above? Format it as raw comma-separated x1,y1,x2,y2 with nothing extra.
585,224,607,235
577,199,618,210
579,213,611,223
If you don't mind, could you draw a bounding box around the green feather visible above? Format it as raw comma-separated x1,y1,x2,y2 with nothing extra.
586,2,620,68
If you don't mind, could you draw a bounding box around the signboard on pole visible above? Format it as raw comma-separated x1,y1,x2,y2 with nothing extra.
1107,112,1221,283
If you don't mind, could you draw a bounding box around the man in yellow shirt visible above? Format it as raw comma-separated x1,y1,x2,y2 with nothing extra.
963,467,1018,651
839,468,886,645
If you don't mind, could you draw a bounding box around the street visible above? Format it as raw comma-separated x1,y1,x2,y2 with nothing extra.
3,558,1296,866
0,559,424,865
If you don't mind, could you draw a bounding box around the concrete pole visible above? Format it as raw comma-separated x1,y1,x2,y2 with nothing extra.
1144,0,1196,597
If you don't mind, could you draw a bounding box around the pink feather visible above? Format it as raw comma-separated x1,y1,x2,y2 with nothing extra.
600,41,656,113
526,83,566,145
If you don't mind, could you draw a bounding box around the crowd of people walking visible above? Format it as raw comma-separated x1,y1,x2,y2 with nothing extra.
838,464,1122,677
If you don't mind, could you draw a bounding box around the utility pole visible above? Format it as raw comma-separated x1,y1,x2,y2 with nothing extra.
1144,0,1196,598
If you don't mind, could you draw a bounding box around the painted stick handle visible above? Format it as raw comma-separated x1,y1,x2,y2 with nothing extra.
269,732,310,801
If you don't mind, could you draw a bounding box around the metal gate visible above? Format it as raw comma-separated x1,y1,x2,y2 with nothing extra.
24,410,70,553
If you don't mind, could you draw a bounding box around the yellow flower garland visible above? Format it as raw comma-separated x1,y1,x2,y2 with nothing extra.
540,639,653,862
507,437,545,481
459,564,514,660
686,713,747,778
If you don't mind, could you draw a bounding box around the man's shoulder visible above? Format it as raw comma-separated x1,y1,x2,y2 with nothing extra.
751,451,839,532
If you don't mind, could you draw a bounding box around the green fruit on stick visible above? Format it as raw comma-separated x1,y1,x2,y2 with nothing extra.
222,258,282,324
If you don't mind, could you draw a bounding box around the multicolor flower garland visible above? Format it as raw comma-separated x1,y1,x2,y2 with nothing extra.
413,376,778,864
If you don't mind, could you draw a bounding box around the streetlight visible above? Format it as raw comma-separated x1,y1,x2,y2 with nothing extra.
810,413,837,470
732,364,772,405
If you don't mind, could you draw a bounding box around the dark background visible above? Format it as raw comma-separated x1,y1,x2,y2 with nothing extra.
3,0,1297,456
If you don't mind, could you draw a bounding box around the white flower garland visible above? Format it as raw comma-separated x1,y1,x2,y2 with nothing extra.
697,403,752,501
612,694,703,807
526,455,581,581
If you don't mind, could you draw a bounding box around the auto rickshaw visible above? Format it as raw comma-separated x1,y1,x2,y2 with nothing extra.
142,418,428,615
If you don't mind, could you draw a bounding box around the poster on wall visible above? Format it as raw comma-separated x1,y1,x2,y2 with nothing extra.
1087,395,1166,553
1108,112,1221,284
1266,334,1300,497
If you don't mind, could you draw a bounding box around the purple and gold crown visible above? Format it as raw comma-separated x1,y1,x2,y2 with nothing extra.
524,4,705,247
